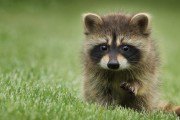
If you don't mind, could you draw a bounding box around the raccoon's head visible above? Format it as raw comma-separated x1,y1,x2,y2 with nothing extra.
83,12,151,70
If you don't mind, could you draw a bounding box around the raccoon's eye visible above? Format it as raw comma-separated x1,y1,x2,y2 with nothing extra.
100,45,108,51
122,45,129,51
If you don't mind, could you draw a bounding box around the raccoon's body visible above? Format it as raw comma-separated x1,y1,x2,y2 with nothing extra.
81,12,180,116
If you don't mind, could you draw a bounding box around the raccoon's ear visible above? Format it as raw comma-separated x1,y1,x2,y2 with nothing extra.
83,13,103,34
130,13,151,35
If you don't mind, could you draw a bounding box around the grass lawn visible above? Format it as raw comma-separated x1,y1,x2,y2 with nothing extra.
0,1,180,120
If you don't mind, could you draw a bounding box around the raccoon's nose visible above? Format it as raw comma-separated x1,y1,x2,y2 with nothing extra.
107,60,119,70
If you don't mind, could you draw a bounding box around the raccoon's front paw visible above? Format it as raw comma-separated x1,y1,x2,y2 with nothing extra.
120,82,137,96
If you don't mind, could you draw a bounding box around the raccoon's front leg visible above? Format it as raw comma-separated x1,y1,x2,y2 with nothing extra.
120,82,140,96
100,94,113,107
99,88,114,107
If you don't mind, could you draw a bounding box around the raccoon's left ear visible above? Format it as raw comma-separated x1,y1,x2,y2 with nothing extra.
130,13,151,35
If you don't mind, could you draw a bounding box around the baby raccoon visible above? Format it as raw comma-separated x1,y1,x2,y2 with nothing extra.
81,12,180,116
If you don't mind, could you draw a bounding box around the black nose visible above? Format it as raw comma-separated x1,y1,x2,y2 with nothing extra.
107,60,119,70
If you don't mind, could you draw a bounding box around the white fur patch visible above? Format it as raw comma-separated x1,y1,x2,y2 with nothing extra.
99,54,109,69
117,55,130,70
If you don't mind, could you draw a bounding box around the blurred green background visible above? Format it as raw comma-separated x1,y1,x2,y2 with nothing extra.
0,0,180,119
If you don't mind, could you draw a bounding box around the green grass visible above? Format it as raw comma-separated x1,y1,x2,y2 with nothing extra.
0,1,180,119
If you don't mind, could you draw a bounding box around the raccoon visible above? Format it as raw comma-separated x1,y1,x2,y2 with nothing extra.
81,12,180,116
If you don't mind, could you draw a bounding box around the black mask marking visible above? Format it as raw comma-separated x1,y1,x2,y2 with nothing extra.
89,31,141,65
90,44,109,63
120,44,141,64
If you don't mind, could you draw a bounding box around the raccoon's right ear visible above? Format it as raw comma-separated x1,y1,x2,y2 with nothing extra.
83,13,103,34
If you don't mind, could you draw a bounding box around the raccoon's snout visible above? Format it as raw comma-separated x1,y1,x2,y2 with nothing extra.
107,59,119,70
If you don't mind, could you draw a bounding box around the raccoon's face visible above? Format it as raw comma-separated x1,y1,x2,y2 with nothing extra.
83,13,151,70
